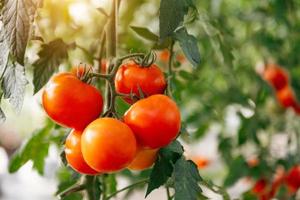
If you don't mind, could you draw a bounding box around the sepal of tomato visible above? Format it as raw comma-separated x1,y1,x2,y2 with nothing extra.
81,118,137,173
115,63,166,104
65,130,99,175
42,72,103,131
124,94,181,149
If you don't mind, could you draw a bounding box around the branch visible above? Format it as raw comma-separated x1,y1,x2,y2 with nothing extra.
58,184,86,199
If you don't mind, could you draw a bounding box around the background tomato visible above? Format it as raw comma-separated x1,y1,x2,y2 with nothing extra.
276,86,297,108
81,118,137,173
42,72,103,131
115,63,166,104
124,94,181,149
128,147,158,170
263,64,289,91
65,129,98,175
285,165,300,193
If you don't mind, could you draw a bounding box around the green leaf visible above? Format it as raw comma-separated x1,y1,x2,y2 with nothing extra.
174,28,200,68
106,174,117,195
1,0,41,65
9,122,54,175
131,26,159,42
2,61,28,112
33,39,70,93
146,141,184,197
174,157,202,200
86,176,102,200
223,156,248,187
0,30,9,75
159,0,189,40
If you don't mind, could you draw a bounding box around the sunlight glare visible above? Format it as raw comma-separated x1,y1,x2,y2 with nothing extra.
69,2,91,24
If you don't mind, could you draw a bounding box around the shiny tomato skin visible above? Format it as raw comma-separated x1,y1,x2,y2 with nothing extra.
285,165,300,193
128,147,158,171
276,86,297,108
263,64,289,90
81,118,137,173
42,73,103,131
115,63,166,104
124,94,181,149
65,130,99,175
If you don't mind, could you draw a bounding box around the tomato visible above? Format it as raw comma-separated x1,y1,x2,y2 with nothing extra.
81,118,137,173
124,94,181,149
263,64,289,90
65,130,98,175
114,63,166,104
247,157,259,168
269,167,285,197
158,49,185,63
191,156,210,169
71,64,93,78
128,147,158,171
42,72,103,131
285,165,300,193
252,179,268,195
276,86,297,108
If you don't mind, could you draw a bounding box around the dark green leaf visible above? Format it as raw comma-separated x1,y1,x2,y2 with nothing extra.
146,140,184,196
2,0,41,65
9,122,54,175
106,174,117,195
223,156,248,187
2,61,28,112
174,157,202,200
131,26,159,42
33,39,70,93
159,0,189,40
86,176,101,200
174,28,200,68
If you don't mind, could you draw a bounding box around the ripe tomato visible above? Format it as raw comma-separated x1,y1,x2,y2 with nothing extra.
191,156,210,169
128,147,158,171
42,72,103,131
114,63,166,104
124,94,181,149
276,86,297,108
65,130,98,175
285,165,300,193
263,64,289,90
252,179,268,195
81,118,137,173
70,64,93,78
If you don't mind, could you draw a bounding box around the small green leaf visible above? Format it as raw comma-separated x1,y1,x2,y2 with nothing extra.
174,28,200,68
9,122,54,175
106,174,117,195
131,26,159,42
159,0,189,40
223,156,248,187
146,141,184,197
174,157,202,200
2,61,28,112
33,39,71,93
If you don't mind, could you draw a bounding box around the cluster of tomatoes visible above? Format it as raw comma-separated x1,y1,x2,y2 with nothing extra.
42,61,181,174
252,165,300,199
262,63,300,113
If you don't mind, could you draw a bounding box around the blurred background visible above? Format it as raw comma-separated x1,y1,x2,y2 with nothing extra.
1,0,300,199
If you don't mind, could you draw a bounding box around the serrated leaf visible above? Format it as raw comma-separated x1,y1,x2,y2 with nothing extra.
2,0,41,65
33,39,70,93
174,28,200,68
2,61,28,112
174,157,202,200
159,0,189,40
146,141,184,197
131,26,159,42
9,122,54,175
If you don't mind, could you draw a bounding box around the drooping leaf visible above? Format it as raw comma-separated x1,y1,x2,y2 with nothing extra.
9,122,54,175
33,39,71,93
131,26,159,42
174,157,202,200
174,28,200,68
1,0,41,65
0,30,10,75
146,140,184,196
159,0,189,40
2,61,28,112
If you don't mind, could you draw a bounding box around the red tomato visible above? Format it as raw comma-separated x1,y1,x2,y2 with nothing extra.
81,118,137,173
114,63,166,104
263,64,289,90
252,179,268,195
191,156,210,169
70,64,93,78
269,167,285,197
285,165,300,193
42,72,103,131
65,130,98,175
128,147,158,171
124,94,181,149
276,86,297,108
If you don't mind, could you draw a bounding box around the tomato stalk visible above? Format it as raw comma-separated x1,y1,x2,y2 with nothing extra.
167,41,175,98
58,184,86,199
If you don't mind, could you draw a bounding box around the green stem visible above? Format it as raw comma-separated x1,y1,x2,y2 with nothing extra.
58,184,86,199
167,41,175,98
106,179,149,200
85,176,99,200
102,175,107,200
